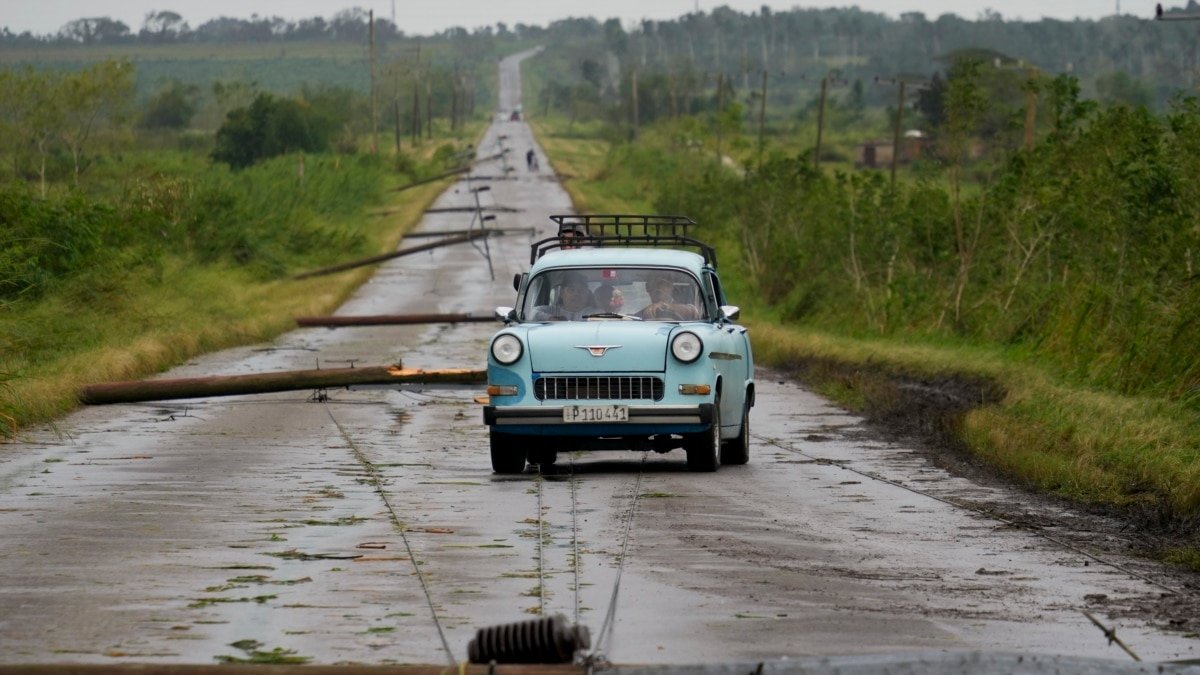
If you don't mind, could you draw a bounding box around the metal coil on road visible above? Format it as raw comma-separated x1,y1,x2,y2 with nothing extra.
468,614,591,664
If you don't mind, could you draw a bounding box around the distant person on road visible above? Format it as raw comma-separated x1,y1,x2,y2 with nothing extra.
526,148,539,171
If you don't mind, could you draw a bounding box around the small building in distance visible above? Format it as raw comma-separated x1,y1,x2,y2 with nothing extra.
856,130,929,168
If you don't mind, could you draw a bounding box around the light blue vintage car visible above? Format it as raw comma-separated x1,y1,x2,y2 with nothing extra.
483,215,754,473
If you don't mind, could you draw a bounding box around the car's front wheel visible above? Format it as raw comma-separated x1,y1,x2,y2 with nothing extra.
685,398,721,472
720,403,750,465
489,431,528,474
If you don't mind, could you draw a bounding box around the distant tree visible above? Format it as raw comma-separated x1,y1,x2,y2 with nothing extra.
916,72,947,129
329,8,369,41
60,17,130,44
211,93,329,169
140,81,198,130
604,18,628,57
1095,71,1153,109
0,67,63,193
581,59,605,91
141,10,185,42
59,60,135,182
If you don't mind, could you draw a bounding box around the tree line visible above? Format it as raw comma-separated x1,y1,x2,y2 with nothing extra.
1,9,543,45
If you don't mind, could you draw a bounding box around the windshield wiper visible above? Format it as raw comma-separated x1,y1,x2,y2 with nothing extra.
583,312,643,321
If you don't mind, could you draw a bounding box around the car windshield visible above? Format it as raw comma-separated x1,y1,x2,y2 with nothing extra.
520,267,707,322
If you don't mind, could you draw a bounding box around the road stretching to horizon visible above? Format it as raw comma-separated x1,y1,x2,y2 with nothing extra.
0,49,1196,666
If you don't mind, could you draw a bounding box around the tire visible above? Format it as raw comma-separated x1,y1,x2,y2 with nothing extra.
720,403,750,466
489,431,528,474
527,443,558,467
685,397,721,472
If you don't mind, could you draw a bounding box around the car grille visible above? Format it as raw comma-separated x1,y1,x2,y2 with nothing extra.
535,376,664,401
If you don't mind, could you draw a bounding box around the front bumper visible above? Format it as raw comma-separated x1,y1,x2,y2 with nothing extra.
484,403,713,427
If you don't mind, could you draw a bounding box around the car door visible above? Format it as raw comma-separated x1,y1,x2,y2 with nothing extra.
703,270,750,428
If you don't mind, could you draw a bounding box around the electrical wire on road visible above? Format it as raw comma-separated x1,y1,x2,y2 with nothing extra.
535,467,547,617
531,453,646,664
570,458,581,627
324,403,458,667
589,455,647,663
752,432,1184,598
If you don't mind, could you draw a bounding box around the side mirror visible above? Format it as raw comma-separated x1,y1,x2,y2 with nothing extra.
495,306,516,322
719,305,740,322
512,273,524,292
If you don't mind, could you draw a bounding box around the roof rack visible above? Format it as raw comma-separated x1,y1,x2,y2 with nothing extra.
531,214,718,266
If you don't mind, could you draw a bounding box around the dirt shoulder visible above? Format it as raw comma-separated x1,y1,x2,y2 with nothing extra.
773,356,1200,637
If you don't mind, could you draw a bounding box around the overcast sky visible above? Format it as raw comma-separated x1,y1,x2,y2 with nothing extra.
4,1,1154,37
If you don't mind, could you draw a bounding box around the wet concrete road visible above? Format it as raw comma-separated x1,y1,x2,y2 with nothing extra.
1,51,1197,667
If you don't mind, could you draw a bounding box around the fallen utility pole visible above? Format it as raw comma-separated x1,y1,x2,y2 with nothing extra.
403,227,534,238
392,150,511,193
79,366,486,406
424,206,522,213
296,313,494,327
371,205,519,218
392,166,471,192
293,231,490,280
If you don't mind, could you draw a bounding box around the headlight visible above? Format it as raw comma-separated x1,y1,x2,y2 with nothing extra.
671,331,703,363
491,334,523,364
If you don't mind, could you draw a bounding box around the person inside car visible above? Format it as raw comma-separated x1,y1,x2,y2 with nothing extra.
594,283,624,313
637,275,699,320
531,272,599,321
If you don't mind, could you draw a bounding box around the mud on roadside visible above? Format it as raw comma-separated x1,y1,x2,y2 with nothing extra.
773,357,1200,638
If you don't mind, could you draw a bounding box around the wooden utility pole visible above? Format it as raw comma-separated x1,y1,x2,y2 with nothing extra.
411,80,421,145
394,98,402,153
814,75,830,169
293,230,489,280
757,69,768,170
891,80,906,187
1024,67,1038,151
714,72,725,163
296,313,493,327
631,68,640,139
876,76,930,186
80,366,486,405
369,10,378,154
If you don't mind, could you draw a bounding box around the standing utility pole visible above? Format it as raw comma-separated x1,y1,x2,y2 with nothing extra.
631,68,640,139
757,69,768,170
891,80,906,186
813,71,844,170
369,10,378,154
875,76,929,186
1024,67,1038,151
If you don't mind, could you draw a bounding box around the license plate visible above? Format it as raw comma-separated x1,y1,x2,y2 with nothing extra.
562,405,629,423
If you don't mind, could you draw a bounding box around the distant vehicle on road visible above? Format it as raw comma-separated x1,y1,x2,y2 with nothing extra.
483,215,754,473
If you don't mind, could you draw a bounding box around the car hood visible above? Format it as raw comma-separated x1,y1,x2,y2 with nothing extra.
525,321,680,372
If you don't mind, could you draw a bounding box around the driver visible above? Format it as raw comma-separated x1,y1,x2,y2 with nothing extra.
531,272,600,321
637,275,699,320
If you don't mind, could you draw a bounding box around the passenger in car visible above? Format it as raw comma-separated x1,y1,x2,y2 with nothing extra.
637,276,700,320
593,283,624,313
532,273,599,321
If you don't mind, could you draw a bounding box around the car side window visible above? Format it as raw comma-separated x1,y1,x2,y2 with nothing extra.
705,271,727,312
